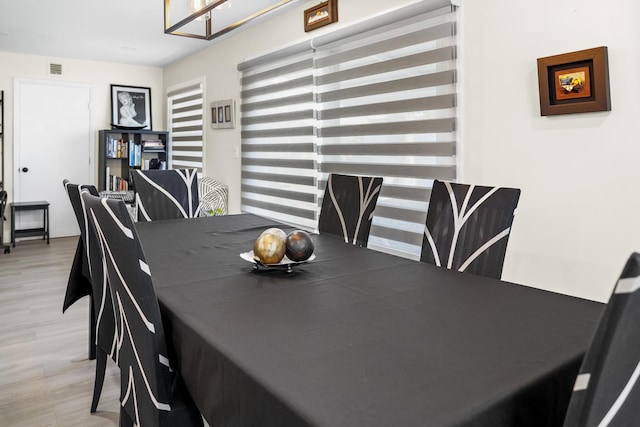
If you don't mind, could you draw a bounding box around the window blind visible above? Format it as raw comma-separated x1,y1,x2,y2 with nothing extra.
315,6,457,259
239,2,458,260
240,51,317,230
167,81,205,173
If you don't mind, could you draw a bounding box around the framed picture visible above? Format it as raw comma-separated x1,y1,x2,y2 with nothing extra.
110,85,152,129
211,99,235,129
304,0,338,32
536,47,611,116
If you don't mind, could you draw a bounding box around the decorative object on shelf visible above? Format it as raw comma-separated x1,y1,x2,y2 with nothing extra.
164,0,296,40
211,99,235,129
304,0,338,32
110,85,152,130
537,46,611,116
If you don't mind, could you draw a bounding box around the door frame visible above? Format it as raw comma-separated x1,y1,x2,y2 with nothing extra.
13,78,95,202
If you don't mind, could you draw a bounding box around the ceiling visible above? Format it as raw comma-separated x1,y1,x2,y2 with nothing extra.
0,0,299,67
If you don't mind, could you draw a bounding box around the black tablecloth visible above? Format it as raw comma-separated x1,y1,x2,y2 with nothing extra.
136,214,603,427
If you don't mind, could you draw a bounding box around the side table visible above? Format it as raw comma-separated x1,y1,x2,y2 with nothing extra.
11,201,50,247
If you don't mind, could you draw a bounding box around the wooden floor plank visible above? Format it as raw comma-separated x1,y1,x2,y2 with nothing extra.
0,237,120,426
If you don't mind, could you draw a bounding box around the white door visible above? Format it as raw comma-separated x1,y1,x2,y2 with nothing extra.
14,79,94,238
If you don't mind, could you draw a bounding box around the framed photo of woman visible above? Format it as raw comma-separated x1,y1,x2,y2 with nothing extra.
110,84,152,130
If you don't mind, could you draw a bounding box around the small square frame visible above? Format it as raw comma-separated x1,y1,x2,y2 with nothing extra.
110,84,152,130
537,46,611,116
211,99,235,129
304,0,338,32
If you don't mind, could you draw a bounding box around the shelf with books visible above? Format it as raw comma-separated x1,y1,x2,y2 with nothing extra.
98,129,169,191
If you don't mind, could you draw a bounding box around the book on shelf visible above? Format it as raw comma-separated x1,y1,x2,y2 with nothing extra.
107,136,128,159
108,175,129,192
142,139,165,152
128,143,142,167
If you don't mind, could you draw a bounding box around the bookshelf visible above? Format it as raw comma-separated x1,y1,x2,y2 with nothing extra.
98,129,169,191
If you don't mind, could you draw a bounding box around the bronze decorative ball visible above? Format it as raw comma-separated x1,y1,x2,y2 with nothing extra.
253,231,286,264
261,227,287,241
285,230,314,262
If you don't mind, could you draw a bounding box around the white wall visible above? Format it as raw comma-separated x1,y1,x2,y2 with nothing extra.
0,52,164,195
461,0,640,301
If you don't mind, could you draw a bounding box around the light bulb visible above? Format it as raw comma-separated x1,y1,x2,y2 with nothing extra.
190,0,212,21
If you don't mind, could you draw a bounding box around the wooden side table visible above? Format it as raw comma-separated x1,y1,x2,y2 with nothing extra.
11,201,50,247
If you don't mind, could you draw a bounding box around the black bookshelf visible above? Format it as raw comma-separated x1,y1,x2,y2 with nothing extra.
98,129,169,191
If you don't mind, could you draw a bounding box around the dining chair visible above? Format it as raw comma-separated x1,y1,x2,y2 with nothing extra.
131,168,200,221
197,175,228,216
563,252,640,426
62,179,102,365
0,190,9,254
63,180,115,413
420,179,521,279
62,181,97,317
81,192,203,426
318,173,383,247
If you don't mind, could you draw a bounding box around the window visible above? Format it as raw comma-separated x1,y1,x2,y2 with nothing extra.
239,52,317,230
239,1,457,259
316,6,457,259
167,79,205,173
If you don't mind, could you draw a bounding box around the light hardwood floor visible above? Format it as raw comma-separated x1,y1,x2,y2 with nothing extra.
0,236,120,426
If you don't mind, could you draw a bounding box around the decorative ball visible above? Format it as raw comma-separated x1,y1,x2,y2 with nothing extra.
254,231,286,264
261,227,287,241
285,230,315,262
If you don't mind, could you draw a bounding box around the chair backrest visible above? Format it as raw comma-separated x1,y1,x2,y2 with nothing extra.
318,173,383,247
197,176,228,216
63,181,116,353
131,169,199,221
61,180,99,311
81,192,201,426
563,253,640,427
420,180,520,279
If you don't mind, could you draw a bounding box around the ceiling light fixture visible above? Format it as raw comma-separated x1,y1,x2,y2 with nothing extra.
164,0,297,40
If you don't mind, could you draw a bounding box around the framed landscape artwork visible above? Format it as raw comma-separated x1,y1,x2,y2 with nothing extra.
304,0,338,32
110,84,152,130
537,47,611,116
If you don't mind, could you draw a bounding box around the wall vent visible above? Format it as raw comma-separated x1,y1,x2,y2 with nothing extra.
48,62,62,75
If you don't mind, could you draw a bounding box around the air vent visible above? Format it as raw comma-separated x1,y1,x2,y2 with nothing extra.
48,62,62,75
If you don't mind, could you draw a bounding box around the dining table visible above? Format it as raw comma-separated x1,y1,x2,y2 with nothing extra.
135,213,603,427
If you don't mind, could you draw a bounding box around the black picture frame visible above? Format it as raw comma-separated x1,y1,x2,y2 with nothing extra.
110,84,152,130
211,99,235,129
536,47,611,116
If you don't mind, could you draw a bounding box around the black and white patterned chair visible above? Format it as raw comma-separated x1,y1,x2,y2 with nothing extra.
62,181,97,318
63,180,116,413
197,175,228,216
131,169,199,221
420,179,520,279
82,192,203,426
563,253,640,426
318,173,383,247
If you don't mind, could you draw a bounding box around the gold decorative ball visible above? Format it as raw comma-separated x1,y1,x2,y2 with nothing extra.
253,231,286,264
260,227,287,241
